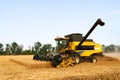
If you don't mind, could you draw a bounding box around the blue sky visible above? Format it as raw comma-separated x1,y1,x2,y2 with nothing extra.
0,0,120,49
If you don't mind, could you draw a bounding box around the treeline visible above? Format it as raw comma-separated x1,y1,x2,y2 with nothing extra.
0,42,120,55
102,44,120,53
0,42,55,55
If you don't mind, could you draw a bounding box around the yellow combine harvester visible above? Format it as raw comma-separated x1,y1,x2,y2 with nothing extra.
33,18,105,68
52,18,105,68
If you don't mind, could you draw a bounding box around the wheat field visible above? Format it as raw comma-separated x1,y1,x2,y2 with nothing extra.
0,53,120,80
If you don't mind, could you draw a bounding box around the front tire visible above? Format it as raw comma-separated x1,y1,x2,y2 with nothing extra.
52,55,63,67
74,53,81,64
75,56,80,64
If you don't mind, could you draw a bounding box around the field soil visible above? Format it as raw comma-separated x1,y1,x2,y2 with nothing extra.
104,53,120,60
0,53,120,80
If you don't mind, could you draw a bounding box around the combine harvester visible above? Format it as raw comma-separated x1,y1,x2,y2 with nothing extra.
33,18,105,68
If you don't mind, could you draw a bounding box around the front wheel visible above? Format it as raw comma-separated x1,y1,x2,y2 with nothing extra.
74,53,81,64
75,56,80,64
90,55,97,63
52,55,63,67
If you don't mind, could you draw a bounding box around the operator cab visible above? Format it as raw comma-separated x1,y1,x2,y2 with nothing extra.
55,37,69,52
55,33,83,52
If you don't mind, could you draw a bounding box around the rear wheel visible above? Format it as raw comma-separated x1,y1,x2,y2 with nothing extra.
90,55,97,63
